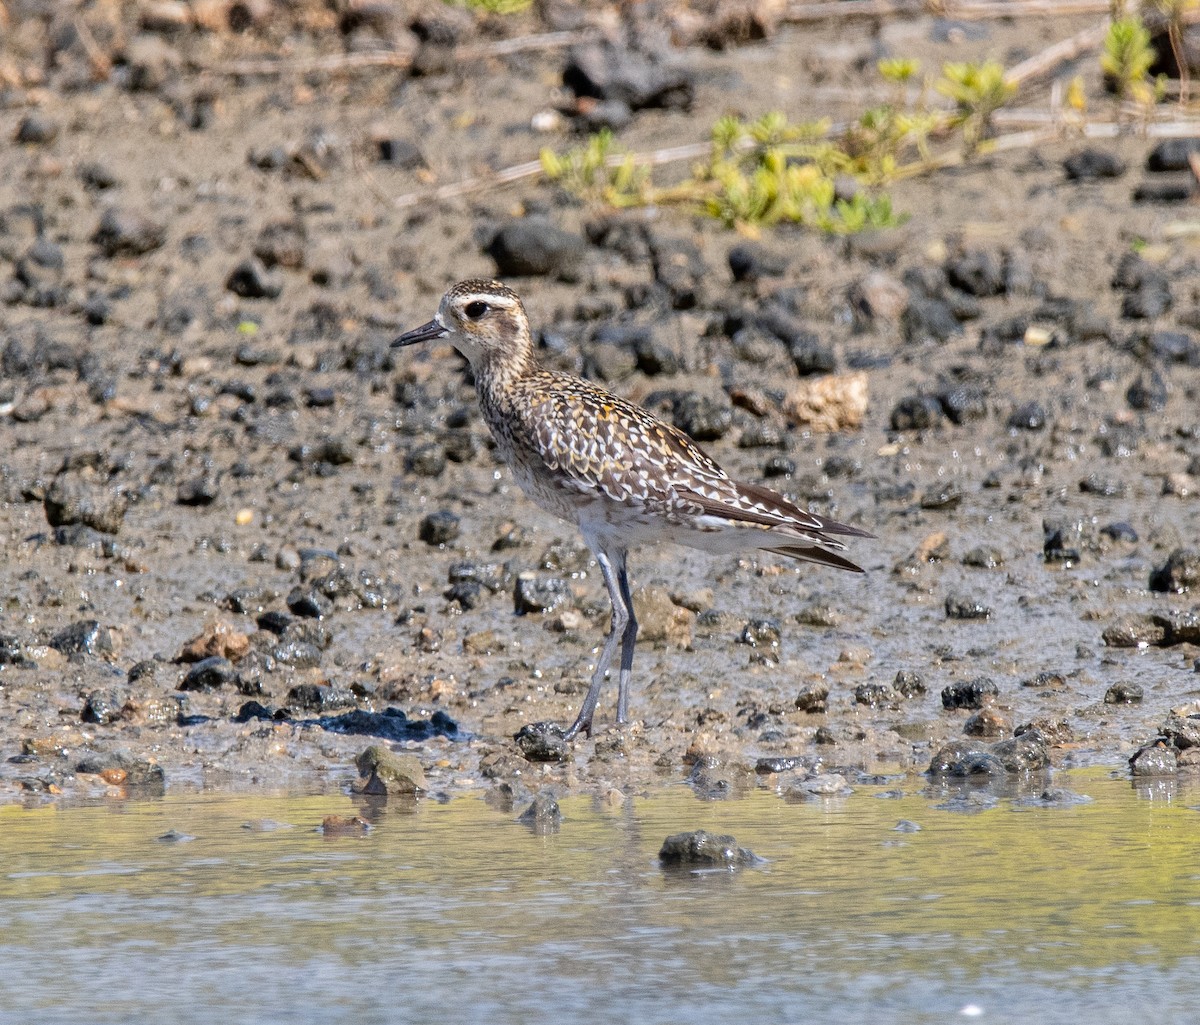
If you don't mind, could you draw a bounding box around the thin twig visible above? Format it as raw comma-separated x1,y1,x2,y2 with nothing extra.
209,29,594,78
785,0,1112,22
1004,20,1110,90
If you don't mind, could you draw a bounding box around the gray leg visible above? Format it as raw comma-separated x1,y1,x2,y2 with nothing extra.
615,561,637,724
565,547,628,740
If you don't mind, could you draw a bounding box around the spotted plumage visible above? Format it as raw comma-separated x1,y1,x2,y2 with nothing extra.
394,279,871,738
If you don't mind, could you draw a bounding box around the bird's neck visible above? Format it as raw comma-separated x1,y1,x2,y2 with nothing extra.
474,339,536,402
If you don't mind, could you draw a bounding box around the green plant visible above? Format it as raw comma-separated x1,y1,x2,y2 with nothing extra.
540,130,649,207
1101,16,1157,101
935,60,1016,152
455,0,532,13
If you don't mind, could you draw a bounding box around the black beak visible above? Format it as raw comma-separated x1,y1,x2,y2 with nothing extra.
392,319,447,348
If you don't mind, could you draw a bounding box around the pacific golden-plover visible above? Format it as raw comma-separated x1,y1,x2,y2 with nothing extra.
394,279,871,739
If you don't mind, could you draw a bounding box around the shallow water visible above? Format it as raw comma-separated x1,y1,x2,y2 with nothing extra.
2,771,1199,1025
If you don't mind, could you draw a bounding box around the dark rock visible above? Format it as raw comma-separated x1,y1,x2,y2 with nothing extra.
1135,330,1200,365
1129,742,1177,776
658,830,760,868
854,683,899,709
1133,178,1196,204
1079,474,1126,497
903,296,962,344
405,443,447,477
990,733,1049,772
517,791,562,833
377,138,425,170
514,574,570,615
1044,520,1083,564
75,751,165,791
1102,616,1167,648
945,594,991,620
78,162,119,190
92,207,166,257
253,221,307,269
893,670,927,697
794,683,829,713
514,720,568,762
576,98,633,133
81,689,127,724
963,706,1008,737
672,393,732,441
1147,138,1200,172
963,545,1004,568
920,483,962,510
1007,401,1047,431
728,243,787,282
1100,521,1139,543
286,587,332,619
563,41,694,111
1154,609,1200,645
50,620,114,658
181,656,236,691
1104,681,1144,704
287,682,357,713
485,219,586,281
226,258,283,299
44,474,128,534
890,394,943,431
755,307,836,375
234,700,279,722
648,233,706,309
1150,548,1200,593
1063,147,1126,180
755,756,802,774
938,386,988,424
946,250,1004,297
1162,707,1200,749
1127,370,1168,411
941,677,999,710
419,510,460,546
15,112,59,145
177,475,220,506
1122,280,1172,319
315,707,459,742
927,740,1005,777
0,635,27,665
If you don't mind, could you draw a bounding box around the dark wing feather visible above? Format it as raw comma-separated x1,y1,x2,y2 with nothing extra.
766,544,865,573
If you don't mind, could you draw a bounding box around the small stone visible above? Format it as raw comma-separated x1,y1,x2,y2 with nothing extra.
1063,148,1126,180
15,112,60,145
419,510,460,546
1102,616,1166,648
44,473,129,535
945,594,991,620
485,219,586,281
928,740,1004,777
514,721,568,762
513,574,570,615
287,682,357,712
377,138,426,169
1105,682,1144,704
1147,138,1200,172
890,395,943,431
354,745,426,794
1127,370,1168,412
177,475,220,506
286,587,332,619
658,830,760,868
81,689,127,724
963,705,1008,737
854,683,898,709
962,545,1004,568
177,621,250,663
563,40,694,111
946,249,1004,297
180,655,236,690
941,677,999,710
517,791,562,833
672,393,733,441
1150,548,1200,593
794,683,829,713
848,270,909,325
781,372,868,432
1129,742,1177,776
50,620,114,659
92,207,166,257
893,670,926,697
1007,401,1047,431
938,386,988,425
226,258,283,299
728,242,787,282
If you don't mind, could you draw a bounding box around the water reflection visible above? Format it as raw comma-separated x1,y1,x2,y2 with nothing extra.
1,770,1198,1024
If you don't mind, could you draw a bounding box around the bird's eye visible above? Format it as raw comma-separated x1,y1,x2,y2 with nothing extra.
464,301,488,320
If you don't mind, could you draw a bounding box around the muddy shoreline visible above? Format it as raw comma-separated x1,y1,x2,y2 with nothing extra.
1,2,1199,806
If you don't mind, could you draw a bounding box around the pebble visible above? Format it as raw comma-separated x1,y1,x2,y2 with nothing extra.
563,41,694,111
177,475,220,506
963,705,1008,737
945,249,1005,297
671,393,732,441
1126,370,1168,412
405,443,448,477
44,473,129,535
941,677,999,710
1101,616,1166,648
286,586,332,619
517,791,562,833
794,683,829,713
728,243,787,282
938,386,988,424
1149,548,1200,593
419,510,460,546
890,395,943,431
1104,681,1144,704
854,683,898,709
1147,138,1200,172
1129,742,1177,776
485,219,586,282
903,296,962,344
180,655,237,691
658,830,761,868
287,683,358,713
513,573,570,615
1062,147,1126,180
50,620,114,659
962,545,1004,568
15,112,59,145
928,740,1005,777
92,207,166,256
513,721,568,762
376,138,426,170
893,670,927,697
945,594,991,620
81,689,127,724
1006,401,1047,431
226,257,283,299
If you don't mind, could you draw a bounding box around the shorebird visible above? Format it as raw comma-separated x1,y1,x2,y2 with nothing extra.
394,279,871,739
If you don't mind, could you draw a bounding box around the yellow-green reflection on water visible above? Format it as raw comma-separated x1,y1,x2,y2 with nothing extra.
1,770,1199,1025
